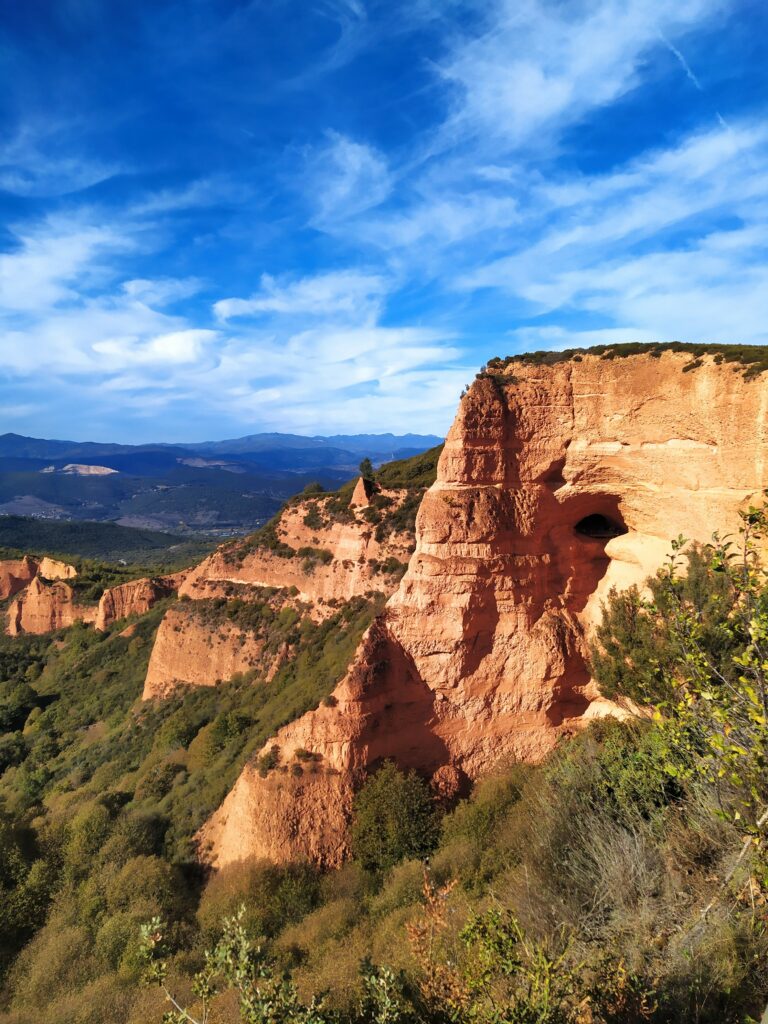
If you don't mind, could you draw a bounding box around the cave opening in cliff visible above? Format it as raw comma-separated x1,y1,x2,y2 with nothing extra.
574,513,627,539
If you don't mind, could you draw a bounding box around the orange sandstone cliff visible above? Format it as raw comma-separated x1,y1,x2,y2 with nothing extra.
141,484,416,699
4,559,183,636
0,557,39,601
37,557,78,580
94,576,178,632
7,576,97,635
178,486,413,607
199,350,768,869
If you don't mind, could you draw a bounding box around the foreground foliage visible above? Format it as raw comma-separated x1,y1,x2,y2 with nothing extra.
2,509,768,1021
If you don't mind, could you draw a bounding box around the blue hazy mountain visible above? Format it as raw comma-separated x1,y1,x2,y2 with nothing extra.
0,432,443,535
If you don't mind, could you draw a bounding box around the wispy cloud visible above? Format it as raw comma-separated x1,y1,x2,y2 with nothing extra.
214,270,389,322
0,121,121,198
0,214,136,312
659,32,704,90
307,132,392,225
0,0,763,440
0,202,471,435
434,0,725,152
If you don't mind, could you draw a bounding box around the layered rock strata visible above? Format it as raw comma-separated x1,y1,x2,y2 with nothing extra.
179,485,412,609
141,603,267,700
200,350,768,869
95,576,178,631
142,484,414,699
5,559,182,636
7,577,97,635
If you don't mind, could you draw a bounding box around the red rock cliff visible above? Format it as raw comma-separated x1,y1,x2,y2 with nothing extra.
5,560,183,637
6,576,97,635
0,557,38,601
95,576,177,632
142,485,415,699
200,350,768,869
179,485,413,607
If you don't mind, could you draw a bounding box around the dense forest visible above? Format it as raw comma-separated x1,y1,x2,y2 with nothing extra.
0,500,766,1022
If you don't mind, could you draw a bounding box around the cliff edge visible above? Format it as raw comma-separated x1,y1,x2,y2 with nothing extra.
199,348,768,868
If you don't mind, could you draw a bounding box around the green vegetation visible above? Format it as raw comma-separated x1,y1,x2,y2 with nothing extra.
135,712,767,1023
224,444,443,566
374,444,443,490
482,342,768,378
219,510,297,563
350,763,440,874
2,502,768,1022
0,516,215,566
0,585,383,1022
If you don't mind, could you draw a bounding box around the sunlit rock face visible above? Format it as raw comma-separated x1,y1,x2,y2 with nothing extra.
0,557,38,601
6,576,97,635
141,486,414,700
95,576,178,632
200,350,768,868
4,560,183,637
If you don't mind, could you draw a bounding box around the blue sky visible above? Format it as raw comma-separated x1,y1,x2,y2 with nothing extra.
0,0,766,442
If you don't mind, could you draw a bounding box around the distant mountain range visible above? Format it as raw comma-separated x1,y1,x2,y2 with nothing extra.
0,431,443,535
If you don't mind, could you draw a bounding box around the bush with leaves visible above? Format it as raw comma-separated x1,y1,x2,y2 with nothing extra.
139,906,331,1024
351,763,440,875
592,506,768,836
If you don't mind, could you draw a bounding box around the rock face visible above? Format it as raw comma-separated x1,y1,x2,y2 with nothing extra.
37,557,78,580
349,476,373,508
201,350,768,869
0,557,38,601
7,576,97,635
5,559,182,636
95,577,177,631
142,604,267,699
142,488,415,699
179,487,412,609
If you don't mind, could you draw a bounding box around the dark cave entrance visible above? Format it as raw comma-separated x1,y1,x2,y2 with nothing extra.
574,512,628,540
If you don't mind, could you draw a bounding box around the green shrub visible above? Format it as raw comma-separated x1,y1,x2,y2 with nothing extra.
257,745,280,777
351,762,440,874
197,860,321,941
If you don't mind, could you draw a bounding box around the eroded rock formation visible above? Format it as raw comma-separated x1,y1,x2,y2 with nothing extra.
179,485,413,608
200,350,768,869
37,557,78,580
5,559,183,637
0,557,38,601
142,486,415,699
142,603,268,699
7,576,97,635
95,576,177,631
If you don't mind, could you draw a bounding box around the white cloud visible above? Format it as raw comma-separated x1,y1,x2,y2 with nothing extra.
0,0,756,440
307,132,391,224
0,203,470,435
214,270,389,322
93,329,218,367
0,216,134,312
122,277,204,306
436,0,725,151
170,323,468,434
355,192,520,251
0,122,120,198
450,116,768,351
129,177,246,217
